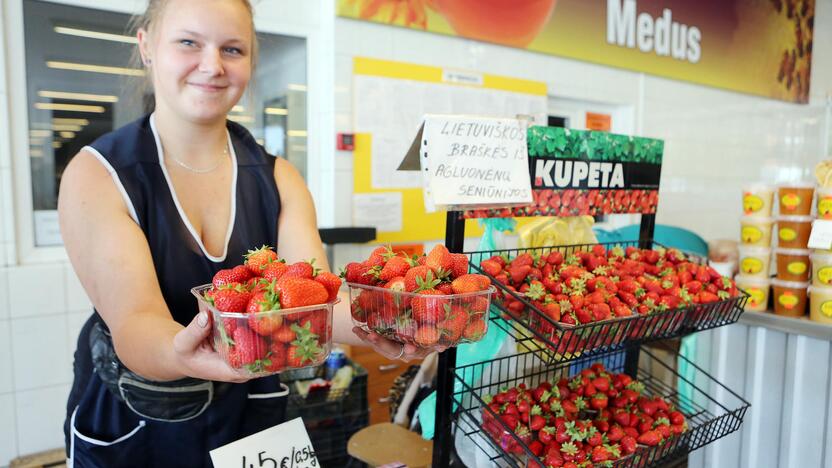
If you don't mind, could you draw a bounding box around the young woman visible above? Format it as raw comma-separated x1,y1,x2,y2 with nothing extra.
58,0,431,466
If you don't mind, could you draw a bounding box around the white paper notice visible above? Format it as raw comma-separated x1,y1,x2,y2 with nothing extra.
209,418,318,468
352,192,403,232
808,219,832,250
420,116,533,211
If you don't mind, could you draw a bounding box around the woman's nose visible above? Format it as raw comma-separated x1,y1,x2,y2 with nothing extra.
198,48,224,76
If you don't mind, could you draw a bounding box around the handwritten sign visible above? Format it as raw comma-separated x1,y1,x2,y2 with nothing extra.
419,115,533,212
210,418,318,468
808,219,832,250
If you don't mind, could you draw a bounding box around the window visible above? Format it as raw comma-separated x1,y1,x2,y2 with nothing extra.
21,0,307,247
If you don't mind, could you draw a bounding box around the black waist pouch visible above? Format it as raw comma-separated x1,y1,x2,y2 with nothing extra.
89,321,229,422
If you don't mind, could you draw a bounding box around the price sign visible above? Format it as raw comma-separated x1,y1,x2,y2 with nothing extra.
418,115,533,212
808,219,832,250
210,418,318,468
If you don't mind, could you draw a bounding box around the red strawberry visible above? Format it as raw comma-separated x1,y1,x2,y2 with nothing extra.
245,245,278,275
508,264,532,284
479,259,502,277
637,430,662,446
273,324,296,343
451,274,490,294
247,290,283,336
528,440,544,457
265,343,287,372
411,289,447,324
300,311,327,336
212,266,252,287
620,435,637,454
607,424,625,443
211,285,252,313
426,245,453,276
436,282,454,295
231,327,267,366
379,256,411,281
342,262,375,285
590,446,610,463
282,261,317,280
438,305,469,341
590,393,608,410
261,261,288,282
286,344,319,368
414,326,440,346
404,266,439,292
276,277,329,308
384,276,406,291
463,318,487,341
450,253,469,278
313,271,342,301
669,411,685,425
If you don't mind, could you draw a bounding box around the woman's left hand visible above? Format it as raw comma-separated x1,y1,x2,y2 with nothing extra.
352,327,445,361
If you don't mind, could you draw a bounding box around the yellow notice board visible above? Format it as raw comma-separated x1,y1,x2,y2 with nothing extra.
352,57,547,244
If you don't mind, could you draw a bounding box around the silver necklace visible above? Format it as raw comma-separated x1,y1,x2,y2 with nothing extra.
168,143,229,174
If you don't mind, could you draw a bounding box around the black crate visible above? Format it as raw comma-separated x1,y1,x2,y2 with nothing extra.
283,360,369,467
466,241,748,364
452,345,749,467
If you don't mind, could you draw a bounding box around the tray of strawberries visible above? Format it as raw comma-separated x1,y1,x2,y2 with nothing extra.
191,246,342,378
344,245,495,350
453,346,749,468
467,242,748,362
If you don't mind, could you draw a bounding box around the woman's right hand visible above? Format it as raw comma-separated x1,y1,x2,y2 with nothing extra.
172,311,251,383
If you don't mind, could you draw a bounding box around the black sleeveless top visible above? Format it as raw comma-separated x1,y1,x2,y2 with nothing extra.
85,113,281,325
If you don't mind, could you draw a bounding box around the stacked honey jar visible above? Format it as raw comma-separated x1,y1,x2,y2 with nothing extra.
737,179,832,323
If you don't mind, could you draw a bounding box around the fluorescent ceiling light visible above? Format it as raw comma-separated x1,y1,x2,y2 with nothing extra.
39,90,118,103
231,105,245,113
52,141,62,148
53,118,90,126
30,130,52,138
47,60,145,77
54,26,137,44
288,84,307,91
35,102,105,113
30,148,44,158
265,107,288,115
287,130,307,137
52,124,83,132
59,131,76,138
227,115,254,123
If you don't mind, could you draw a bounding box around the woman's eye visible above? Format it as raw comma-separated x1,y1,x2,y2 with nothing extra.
179,39,195,47
224,47,243,55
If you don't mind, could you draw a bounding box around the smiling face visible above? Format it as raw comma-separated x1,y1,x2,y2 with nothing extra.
138,0,254,124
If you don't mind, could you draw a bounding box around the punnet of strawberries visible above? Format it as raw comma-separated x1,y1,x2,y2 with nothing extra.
192,246,342,376
480,362,687,467
480,245,741,334
343,244,494,349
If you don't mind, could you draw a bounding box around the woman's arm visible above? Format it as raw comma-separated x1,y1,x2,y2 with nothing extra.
273,158,438,360
59,151,246,382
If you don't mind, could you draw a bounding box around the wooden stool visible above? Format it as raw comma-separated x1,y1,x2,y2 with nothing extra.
347,423,432,468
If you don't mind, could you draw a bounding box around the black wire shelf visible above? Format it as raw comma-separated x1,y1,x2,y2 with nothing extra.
465,241,748,364
451,345,749,467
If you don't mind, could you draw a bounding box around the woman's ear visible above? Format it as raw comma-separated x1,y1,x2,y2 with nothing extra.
137,28,151,65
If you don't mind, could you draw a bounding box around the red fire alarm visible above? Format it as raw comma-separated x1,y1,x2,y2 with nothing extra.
337,133,355,151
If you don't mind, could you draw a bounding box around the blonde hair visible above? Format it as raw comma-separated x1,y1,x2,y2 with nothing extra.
127,0,259,105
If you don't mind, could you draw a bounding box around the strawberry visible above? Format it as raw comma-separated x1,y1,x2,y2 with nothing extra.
379,256,411,281
283,261,318,280
286,344,317,367
276,277,329,308
384,276,406,292
590,393,608,410
436,282,454,294
451,274,490,294
342,262,375,285
590,445,610,463
231,327,268,366
273,324,297,343
414,326,440,346
637,430,662,446
479,259,502,277
620,435,637,454
210,285,252,313
300,311,327,336
411,289,447,324
244,245,278,275
607,424,625,443
247,290,283,336
669,410,685,426
438,305,469,341
261,261,288,282
405,266,439,292
508,264,532,284
450,253,469,278
264,343,287,372
426,245,453,276
313,271,342,301
528,440,544,457
463,318,487,341
212,266,252,287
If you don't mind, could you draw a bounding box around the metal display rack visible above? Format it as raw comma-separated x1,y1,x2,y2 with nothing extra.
429,126,750,467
